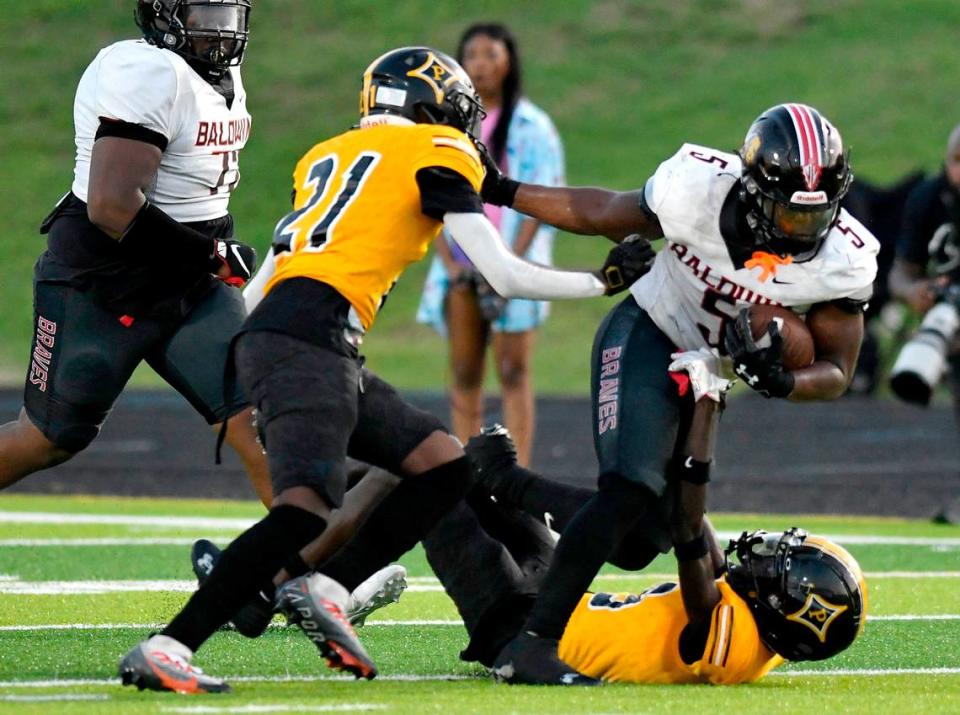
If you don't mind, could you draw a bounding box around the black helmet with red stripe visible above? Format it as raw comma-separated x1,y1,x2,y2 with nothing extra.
739,103,853,262
726,528,868,661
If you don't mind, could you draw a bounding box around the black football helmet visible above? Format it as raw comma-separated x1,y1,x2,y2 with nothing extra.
359,47,484,139
726,528,867,661
135,0,251,79
739,103,853,262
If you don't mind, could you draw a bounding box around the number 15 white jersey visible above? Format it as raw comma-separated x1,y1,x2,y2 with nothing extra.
629,143,879,351
71,40,251,223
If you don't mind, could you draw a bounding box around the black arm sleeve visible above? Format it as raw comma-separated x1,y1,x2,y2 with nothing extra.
415,166,484,221
120,202,214,269
96,118,168,151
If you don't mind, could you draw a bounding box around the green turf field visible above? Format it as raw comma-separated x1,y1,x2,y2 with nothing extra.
3,1,960,390
0,494,957,713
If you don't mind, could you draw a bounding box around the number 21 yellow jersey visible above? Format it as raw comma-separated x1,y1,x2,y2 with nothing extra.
265,122,484,330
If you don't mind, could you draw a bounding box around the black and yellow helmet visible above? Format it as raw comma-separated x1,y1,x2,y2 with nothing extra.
359,46,484,139
726,528,867,661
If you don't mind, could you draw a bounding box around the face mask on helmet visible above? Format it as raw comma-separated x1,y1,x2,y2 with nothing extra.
726,528,867,662
739,103,853,262
359,47,485,140
136,0,251,79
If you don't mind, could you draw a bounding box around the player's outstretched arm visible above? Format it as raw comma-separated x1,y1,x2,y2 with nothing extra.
479,146,661,241
788,302,864,402
444,212,654,299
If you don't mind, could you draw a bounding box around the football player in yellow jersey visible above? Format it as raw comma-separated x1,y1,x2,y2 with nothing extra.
120,46,656,694
430,352,866,685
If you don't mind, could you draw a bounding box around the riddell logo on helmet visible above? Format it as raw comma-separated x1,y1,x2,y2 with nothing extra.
789,190,828,205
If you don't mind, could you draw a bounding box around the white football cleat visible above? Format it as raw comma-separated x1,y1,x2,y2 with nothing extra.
346,564,408,627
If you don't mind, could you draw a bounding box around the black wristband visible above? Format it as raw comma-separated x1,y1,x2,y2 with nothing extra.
677,456,711,485
485,177,520,207
675,532,709,562
120,202,214,268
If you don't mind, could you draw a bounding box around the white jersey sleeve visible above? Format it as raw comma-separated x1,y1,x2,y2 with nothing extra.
71,40,252,223
93,42,179,140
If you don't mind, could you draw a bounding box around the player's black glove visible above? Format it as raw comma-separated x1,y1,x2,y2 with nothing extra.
594,234,656,295
723,308,795,398
477,141,519,207
210,239,257,287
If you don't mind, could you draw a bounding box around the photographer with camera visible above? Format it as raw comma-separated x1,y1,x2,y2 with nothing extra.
888,124,960,523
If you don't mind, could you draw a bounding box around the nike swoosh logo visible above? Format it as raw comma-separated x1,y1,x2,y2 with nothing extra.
771,277,794,285
230,244,250,275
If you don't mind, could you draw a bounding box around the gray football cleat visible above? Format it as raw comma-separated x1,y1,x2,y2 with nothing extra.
275,573,378,679
119,635,230,694
346,564,408,627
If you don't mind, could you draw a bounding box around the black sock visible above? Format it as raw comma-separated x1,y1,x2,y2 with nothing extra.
466,490,555,583
321,456,473,591
523,475,652,640
162,504,326,651
493,463,595,532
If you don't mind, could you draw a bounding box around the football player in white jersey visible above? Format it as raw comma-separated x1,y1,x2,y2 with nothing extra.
0,1,272,505
478,103,879,684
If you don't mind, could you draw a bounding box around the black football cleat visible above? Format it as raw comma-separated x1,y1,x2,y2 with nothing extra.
492,632,600,686
190,539,221,585
465,424,519,495
275,573,378,679
119,635,230,694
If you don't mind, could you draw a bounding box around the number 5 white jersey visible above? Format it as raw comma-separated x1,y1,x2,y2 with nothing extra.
629,143,878,351
71,40,251,223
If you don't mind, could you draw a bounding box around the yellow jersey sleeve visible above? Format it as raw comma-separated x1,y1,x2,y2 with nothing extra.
688,581,784,684
412,125,485,193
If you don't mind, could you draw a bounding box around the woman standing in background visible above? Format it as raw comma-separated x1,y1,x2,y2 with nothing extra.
417,22,565,465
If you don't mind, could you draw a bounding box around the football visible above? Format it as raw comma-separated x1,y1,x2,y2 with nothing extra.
747,305,815,370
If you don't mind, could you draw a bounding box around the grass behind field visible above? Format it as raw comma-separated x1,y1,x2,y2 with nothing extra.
0,495,959,713
3,1,960,391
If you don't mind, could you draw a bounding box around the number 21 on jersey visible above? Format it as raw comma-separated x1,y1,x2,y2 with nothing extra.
272,151,381,254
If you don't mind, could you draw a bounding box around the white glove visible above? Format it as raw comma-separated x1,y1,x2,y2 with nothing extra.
668,348,735,403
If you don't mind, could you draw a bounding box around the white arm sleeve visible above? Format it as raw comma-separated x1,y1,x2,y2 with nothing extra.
242,247,276,313
444,212,605,300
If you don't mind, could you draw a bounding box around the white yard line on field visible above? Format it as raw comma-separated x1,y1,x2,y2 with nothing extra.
771,667,960,677
0,511,252,530
0,538,208,546
0,572,958,595
1,669,959,691
1,512,960,547
0,615,957,632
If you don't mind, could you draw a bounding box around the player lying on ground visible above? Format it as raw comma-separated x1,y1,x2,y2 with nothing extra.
472,103,879,684
431,353,867,683
119,45,656,694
